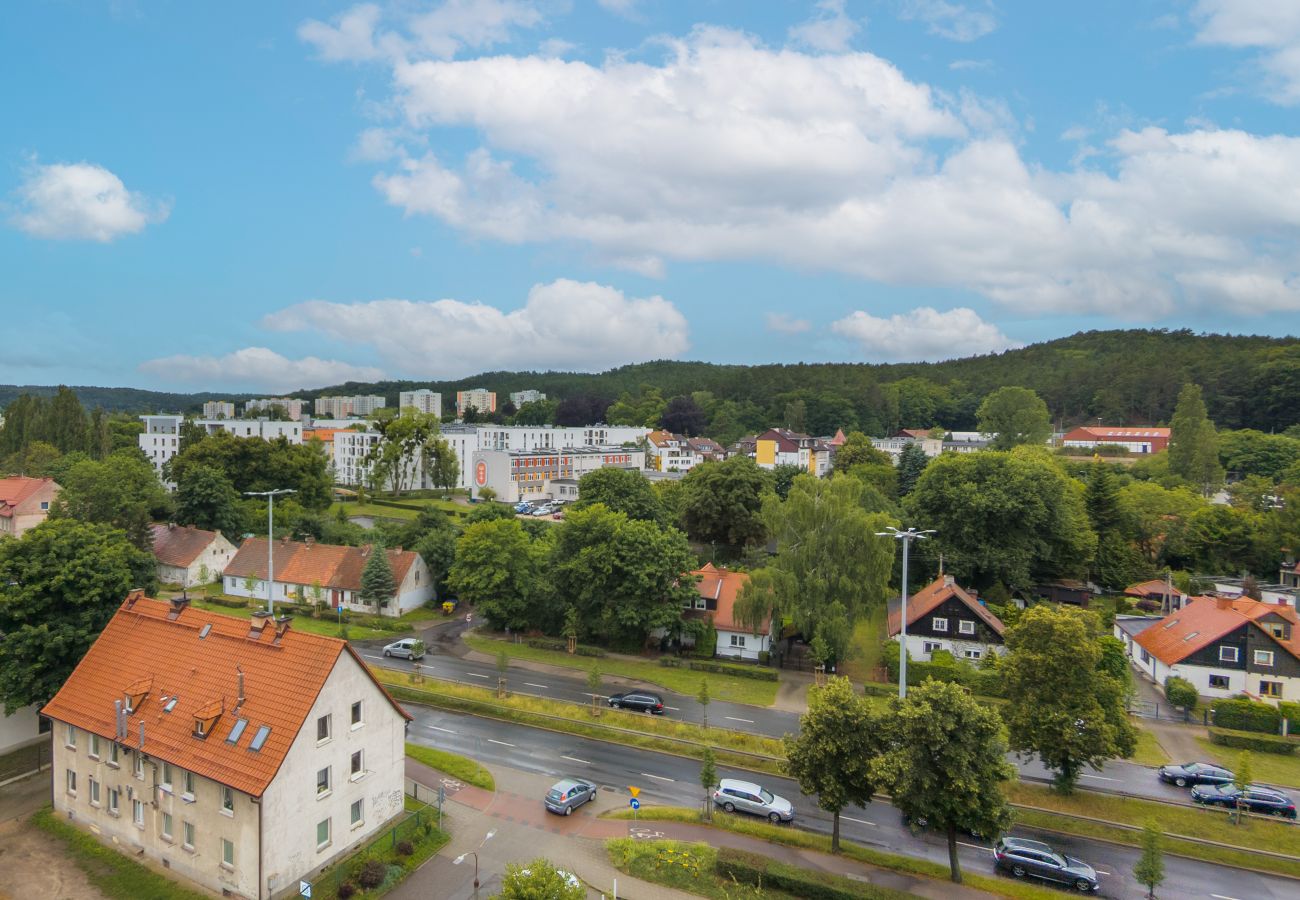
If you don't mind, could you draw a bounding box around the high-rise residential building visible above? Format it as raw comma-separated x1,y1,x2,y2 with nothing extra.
456,389,497,415
202,401,235,419
398,389,442,417
138,416,303,479
313,395,386,418
508,390,546,407
242,398,305,421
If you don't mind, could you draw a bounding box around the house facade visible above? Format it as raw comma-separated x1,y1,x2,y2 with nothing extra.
646,430,703,472
224,538,433,616
40,593,410,899
1128,596,1300,703
151,524,238,587
753,428,832,476
139,416,303,479
0,476,60,538
684,564,773,661
887,575,1007,663
1061,426,1170,454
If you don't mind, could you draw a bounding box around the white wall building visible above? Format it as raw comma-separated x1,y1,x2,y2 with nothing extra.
139,416,303,478
508,390,546,407
314,396,386,419
398,389,442,418
150,524,238,587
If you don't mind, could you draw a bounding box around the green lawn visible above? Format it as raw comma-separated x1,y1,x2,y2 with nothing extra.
331,502,421,521
1194,736,1300,787
188,598,399,642
1128,725,1171,767
405,742,495,791
464,633,779,706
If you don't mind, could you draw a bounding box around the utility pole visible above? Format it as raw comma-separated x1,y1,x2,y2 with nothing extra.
875,526,935,699
243,489,296,616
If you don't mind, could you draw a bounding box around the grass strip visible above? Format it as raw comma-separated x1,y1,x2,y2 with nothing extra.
1194,735,1300,787
464,633,779,706
605,806,1063,900
32,807,211,900
310,806,451,900
607,838,802,899
378,670,785,776
404,742,495,791
1128,726,1171,766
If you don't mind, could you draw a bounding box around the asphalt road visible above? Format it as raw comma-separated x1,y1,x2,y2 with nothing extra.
406,705,1296,900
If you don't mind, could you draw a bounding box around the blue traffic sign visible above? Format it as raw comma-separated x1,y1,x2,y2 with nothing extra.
629,798,640,810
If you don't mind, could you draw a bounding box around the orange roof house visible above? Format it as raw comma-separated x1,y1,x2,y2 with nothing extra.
1133,595,1300,669
150,523,237,587
0,476,60,538
887,575,1006,639
685,564,773,660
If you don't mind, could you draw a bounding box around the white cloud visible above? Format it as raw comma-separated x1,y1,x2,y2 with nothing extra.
9,161,169,242
789,0,861,53
898,1,998,43
596,0,640,19
831,307,1020,361
1192,0,1300,104
765,313,812,335
263,279,690,377
300,0,544,63
298,3,384,61
139,347,384,392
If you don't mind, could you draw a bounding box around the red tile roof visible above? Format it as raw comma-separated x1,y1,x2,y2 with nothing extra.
1134,596,1300,666
887,576,1006,637
0,476,56,518
151,524,225,568
40,593,410,797
690,563,767,633
224,538,417,592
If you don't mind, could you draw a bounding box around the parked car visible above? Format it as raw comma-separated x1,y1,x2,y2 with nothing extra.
1158,761,1234,788
1190,783,1297,817
531,505,555,516
993,837,1100,892
381,638,425,660
607,691,665,714
544,778,596,816
711,778,794,823
513,501,534,513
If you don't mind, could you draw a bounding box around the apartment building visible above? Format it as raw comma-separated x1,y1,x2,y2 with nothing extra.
753,428,833,476
646,430,703,472
469,446,646,503
455,389,496,415
313,396,386,419
139,416,303,478
41,592,410,899
243,398,306,421
508,390,546,407
202,401,235,419
398,389,442,418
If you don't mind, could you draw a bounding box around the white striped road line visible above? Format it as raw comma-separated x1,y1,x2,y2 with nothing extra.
425,725,457,735
724,716,755,724
1080,774,1119,782
957,841,987,851
1095,869,1112,876
641,773,675,783
487,739,515,747
362,654,384,661
841,815,875,826
1211,894,1242,900
467,673,490,679
523,682,548,689
561,755,591,765
663,706,680,711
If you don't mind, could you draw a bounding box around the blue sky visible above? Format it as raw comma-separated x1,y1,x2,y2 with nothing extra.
2,0,1299,392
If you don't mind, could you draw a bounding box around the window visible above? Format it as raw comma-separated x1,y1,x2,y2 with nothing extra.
161,812,173,841
133,752,144,779
107,788,120,816
161,762,174,791
1209,674,1231,690
1219,646,1239,662
227,718,248,745
350,750,364,779
316,818,331,849
108,742,119,767
66,769,76,795
221,786,234,814
958,620,976,636
1261,681,1283,698
65,724,76,749
1140,648,1151,664
183,770,196,798
351,701,363,727
89,776,100,805
350,799,364,828
183,821,195,850
730,634,746,648
1255,650,1275,667
89,734,101,758
317,766,331,796
221,838,235,868
962,649,983,660
931,617,949,632
249,725,271,751
133,799,145,828
923,641,942,653
317,714,331,743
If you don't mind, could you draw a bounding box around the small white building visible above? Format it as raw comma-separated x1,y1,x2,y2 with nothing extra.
150,523,238,588
40,591,411,899
684,564,773,661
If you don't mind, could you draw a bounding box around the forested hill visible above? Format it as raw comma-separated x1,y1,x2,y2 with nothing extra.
4,329,1298,433
0,385,247,414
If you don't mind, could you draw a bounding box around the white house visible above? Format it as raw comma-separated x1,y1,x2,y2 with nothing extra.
40,591,411,899
223,538,434,617
646,430,704,472
684,564,773,661
886,575,1008,663
150,524,238,588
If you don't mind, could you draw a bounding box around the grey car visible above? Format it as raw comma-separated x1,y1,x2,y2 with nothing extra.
994,837,1099,892
381,638,425,660
544,778,596,816
711,778,794,823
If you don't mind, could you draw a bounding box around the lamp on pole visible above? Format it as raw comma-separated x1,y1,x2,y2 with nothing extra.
453,828,496,889
874,526,935,699
243,489,296,616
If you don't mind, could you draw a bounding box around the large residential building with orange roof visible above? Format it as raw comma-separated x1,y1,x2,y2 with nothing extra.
1126,595,1300,703
223,538,434,617
684,563,774,661
41,592,411,899
0,475,59,538
887,575,1007,664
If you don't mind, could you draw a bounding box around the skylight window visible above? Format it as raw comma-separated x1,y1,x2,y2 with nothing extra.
1181,631,1200,642
163,697,178,712
199,623,212,639
249,725,271,752
226,718,248,745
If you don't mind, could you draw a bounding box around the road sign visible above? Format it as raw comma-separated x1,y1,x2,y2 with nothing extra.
629,798,640,810
299,880,312,898
628,786,640,798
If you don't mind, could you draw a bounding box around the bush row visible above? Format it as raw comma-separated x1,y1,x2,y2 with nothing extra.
659,657,779,681
1211,698,1285,734
525,637,606,657
1208,727,1298,755
883,647,1004,697
715,848,906,900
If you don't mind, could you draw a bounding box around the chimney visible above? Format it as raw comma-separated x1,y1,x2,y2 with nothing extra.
167,597,189,619
1216,596,1232,610
124,589,144,609
249,609,272,639
274,616,291,639
943,574,955,587
304,535,314,547
236,665,245,710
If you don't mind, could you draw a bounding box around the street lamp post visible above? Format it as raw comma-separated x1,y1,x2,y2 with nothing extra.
243,489,296,616
453,829,496,890
874,526,935,699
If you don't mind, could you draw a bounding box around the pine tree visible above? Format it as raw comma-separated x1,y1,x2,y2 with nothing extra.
359,545,396,613
1084,461,1123,534
1168,383,1224,496
1133,821,1164,899
897,442,930,497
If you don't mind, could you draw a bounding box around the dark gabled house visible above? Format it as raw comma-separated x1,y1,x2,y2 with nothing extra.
887,575,1007,664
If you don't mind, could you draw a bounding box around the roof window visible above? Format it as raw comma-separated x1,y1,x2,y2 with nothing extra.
1181,631,1200,642
199,623,212,639
249,725,271,752
226,718,248,745
163,697,178,712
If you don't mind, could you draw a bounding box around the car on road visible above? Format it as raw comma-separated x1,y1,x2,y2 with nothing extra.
607,691,665,714
993,837,1100,892
1158,761,1234,788
381,638,426,660
711,778,794,823
544,778,596,816
1190,783,1297,817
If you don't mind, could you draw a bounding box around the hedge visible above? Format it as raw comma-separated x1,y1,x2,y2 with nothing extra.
715,848,906,900
204,595,250,609
1211,698,1283,734
882,642,1004,697
525,637,605,657
1208,727,1298,755
659,658,778,681
1281,701,1300,735
1164,676,1199,710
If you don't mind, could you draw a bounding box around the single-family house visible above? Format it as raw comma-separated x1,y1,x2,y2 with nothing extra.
684,563,773,661
685,436,725,463
887,575,1007,663
40,591,411,899
223,538,433,617
151,524,238,588
1125,579,1188,613
0,476,60,538
1128,595,1300,703
646,430,703,472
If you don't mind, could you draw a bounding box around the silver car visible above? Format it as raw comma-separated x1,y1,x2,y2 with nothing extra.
382,638,425,660
545,778,596,816
712,777,794,823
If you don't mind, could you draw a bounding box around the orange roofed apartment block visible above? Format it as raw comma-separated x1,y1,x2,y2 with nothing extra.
0,476,59,538
41,593,411,899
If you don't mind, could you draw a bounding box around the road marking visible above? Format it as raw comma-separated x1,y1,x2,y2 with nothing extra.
425,725,457,735
723,716,755,724
362,654,384,661
1094,869,1111,876
957,841,988,851
523,682,548,689
841,815,875,826
1210,895,1242,900
561,755,591,765
467,673,490,679
1079,774,1119,782
641,773,675,783
487,739,516,747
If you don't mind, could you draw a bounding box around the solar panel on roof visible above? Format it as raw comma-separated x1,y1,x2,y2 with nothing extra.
249,725,271,751
226,718,247,744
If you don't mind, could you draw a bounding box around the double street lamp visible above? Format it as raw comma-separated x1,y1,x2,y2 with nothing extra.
453,828,497,890
242,488,296,616
874,525,934,699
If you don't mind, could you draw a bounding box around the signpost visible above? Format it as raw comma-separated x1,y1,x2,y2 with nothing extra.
629,785,641,820
299,880,312,898
438,784,446,830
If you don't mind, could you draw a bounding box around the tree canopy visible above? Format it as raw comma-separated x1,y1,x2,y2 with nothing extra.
175,464,244,536
571,466,662,522
1168,383,1224,496
678,456,772,552
166,430,332,509
448,519,550,630
50,450,172,550
976,386,1052,450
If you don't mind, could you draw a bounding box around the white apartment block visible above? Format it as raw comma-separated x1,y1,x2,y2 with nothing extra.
398,389,443,418
508,390,547,407
202,401,235,419
470,446,646,503
314,395,386,418
243,398,306,421
139,415,303,478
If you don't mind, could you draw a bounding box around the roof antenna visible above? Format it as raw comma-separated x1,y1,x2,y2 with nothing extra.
938,553,944,577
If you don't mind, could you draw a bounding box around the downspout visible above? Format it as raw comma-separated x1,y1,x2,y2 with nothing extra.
256,795,264,900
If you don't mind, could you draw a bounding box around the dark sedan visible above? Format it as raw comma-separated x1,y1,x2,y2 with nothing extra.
1190,783,1298,818
607,691,665,714
1158,761,1234,788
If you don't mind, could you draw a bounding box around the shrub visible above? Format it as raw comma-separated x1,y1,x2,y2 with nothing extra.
658,656,683,668
1164,676,1199,710
526,637,606,657
205,595,250,609
337,883,356,899
1212,698,1283,734
396,839,414,856
757,649,770,665
1208,727,1298,755
685,659,778,681
1281,701,1300,734
358,858,387,889
715,848,898,900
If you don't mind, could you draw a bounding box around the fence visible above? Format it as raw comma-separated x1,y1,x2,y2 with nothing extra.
0,736,51,786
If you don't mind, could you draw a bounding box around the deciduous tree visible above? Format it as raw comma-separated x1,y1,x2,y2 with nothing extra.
976,387,1052,450
660,395,707,435
50,450,172,550
1133,821,1165,898
572,467,662,522
496,858,585,900
175,464,244,536
833,432,891,473
679,456,772,552
449,519,547,631
699,746,717,823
